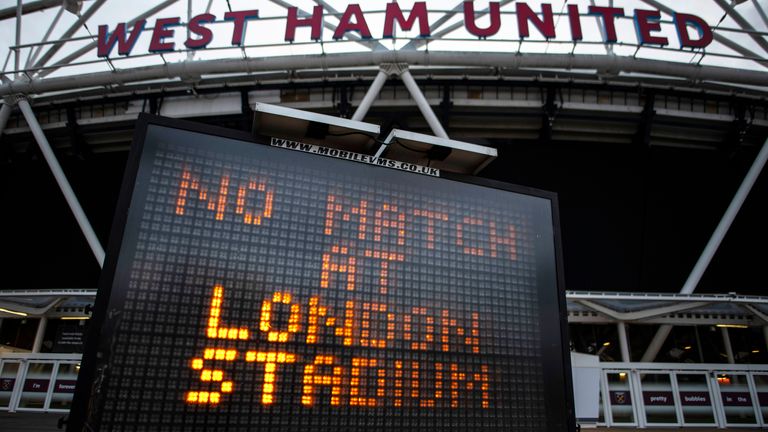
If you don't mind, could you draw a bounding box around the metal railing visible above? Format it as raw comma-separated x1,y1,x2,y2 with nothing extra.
0,353,81,413
4,349,768,429
576,361,768,428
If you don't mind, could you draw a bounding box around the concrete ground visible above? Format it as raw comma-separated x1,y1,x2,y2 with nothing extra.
0,412,65,431
586,427,742,431
0,413,747,432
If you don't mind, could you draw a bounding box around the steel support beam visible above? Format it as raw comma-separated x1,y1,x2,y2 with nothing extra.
0,298,60,315
0,0,60,21
756,0,768,30
186,0,194,60
721,327,735,364
7,51,768,98
591,0,614,55
642,135,768,362
351,69,388,121
617,322,631,362
32,0,108,71
0,102,12,138
407,0,464,43
578,299,710,321
313,0,388,51
32,317,47,353
681,136,768,294
399,68,449,138
713,0,768,57
641,324,673,362
402,0,515,50
25,6,64,69
567,291,768,304
640,0,768,67
17,99,105,267
763,326,768,354
742,304,768,324
36,0,178,78
15,0,21,75
0,288,96,298
267,0,387,52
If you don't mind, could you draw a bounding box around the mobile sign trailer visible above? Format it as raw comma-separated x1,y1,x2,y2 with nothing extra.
68,114,575,431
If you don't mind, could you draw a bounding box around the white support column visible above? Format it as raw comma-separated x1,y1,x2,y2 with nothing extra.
617,322,631,362
641,324,672,362
14,0,21,75
32,317,47,353
0,102,12,138
681,137,768,295
399,68,449,139
756,0,768,30
712,0,768,58
721,327,735,364
186,0,194,60
31,0,107,71
351,70,388,122
25,6,64,69
37,0,178,79
17,98,105,267
642,136,768,362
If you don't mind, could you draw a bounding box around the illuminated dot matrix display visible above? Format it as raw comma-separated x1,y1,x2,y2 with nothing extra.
78,121,571,431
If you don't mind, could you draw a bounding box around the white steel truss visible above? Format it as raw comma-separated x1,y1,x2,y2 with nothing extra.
0,0,766,98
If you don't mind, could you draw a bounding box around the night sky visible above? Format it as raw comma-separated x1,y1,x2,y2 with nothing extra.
483,138,768,294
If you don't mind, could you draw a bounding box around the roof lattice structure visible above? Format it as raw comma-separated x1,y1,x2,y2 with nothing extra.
0,0,767,98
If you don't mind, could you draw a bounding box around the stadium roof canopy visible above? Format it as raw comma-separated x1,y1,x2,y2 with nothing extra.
0,0,767,97
3,289,768,329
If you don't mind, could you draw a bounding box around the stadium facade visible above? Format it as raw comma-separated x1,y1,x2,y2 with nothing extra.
1,0,768,429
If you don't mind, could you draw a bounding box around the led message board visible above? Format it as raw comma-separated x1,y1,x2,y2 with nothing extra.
70,115,574,431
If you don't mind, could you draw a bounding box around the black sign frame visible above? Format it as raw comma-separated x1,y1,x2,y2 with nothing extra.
68,113,575,431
